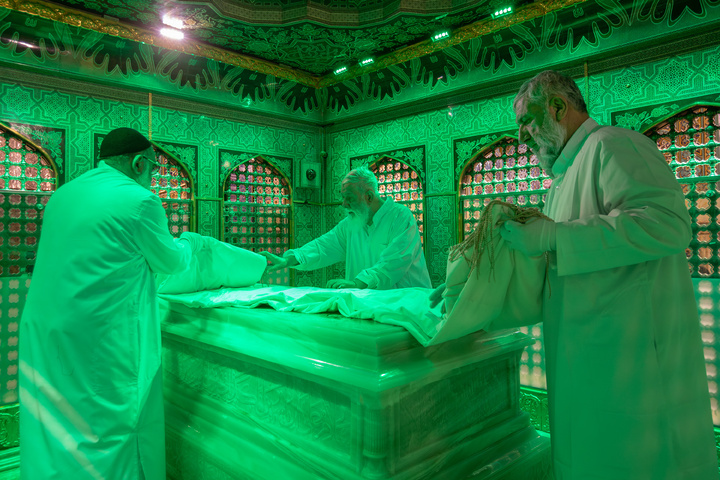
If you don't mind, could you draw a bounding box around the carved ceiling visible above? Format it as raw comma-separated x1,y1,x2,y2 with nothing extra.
6,0,547,84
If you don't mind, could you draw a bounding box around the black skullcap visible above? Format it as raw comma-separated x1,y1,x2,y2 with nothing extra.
99,128,152,159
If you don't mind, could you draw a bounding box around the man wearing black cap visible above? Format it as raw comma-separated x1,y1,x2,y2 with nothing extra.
19,128,193,480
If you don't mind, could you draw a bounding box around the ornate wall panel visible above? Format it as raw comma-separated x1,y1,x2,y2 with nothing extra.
198,199,221,238
424,195,455,286
291,202,323,287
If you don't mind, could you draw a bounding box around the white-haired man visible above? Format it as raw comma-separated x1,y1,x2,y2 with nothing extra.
261,165,431,289
499,70,717,479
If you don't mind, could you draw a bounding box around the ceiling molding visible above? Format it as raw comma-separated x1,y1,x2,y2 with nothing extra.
319,0,588,86
0,0,321,88
2,0,588,88
200,0,481,26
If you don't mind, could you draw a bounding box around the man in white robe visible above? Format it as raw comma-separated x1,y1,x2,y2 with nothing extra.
500,70,718,479
19,128,194,480
262,165,431,290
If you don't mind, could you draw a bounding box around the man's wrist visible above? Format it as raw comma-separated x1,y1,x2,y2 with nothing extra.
353,278,369,289
284,252,299,268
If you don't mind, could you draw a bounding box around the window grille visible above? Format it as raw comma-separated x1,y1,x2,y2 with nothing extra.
644,105,720,278
0,124,58,276
149,146,195,237
369,157,424,243
458,136,551,238
222,157,292,286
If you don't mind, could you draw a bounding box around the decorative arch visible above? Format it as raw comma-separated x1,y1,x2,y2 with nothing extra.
369,156,425,244
457,135,552,239
149,142,196,237
0,122,60,276
221,155,292,286
644,104,720,278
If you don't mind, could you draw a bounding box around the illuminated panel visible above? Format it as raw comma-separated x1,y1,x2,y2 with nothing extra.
693,279,720,426
458,137,551,238
645,106,720,278
370,158,424,243
149,148,194,237
518,325,547,390
0,127,57,277
223,157,291,286
458,136,550,390
0,125,58,407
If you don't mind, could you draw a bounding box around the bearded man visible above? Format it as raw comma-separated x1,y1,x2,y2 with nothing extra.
261,165,431,289
499,70,717,479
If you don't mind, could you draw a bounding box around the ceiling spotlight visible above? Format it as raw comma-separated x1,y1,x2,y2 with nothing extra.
160,27,184,40
334,66,348,75
492,6,513,18
162,14,184,29
359,57,375,67
432,31,450,42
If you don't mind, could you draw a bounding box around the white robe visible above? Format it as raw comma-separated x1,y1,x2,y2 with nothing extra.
19,162,191,480
544,119,718,479
288,198,431,289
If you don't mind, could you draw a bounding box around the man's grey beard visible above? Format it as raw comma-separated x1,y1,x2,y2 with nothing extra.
347,203,371,228
533,116,567,173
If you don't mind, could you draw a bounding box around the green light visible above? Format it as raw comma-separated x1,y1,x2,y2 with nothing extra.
492,6,513,18
359,57,375,67
333,66,348,75
432,31,450,42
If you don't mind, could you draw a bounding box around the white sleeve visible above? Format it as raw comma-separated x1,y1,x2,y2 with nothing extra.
134,195,192,275
555,132,691,276
288,220,348,271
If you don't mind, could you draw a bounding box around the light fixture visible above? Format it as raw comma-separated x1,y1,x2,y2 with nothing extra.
359,57,375,67
162,14,184,29
334,66,348,75
160,27,184,40
432,31,450,42
492,6,513,18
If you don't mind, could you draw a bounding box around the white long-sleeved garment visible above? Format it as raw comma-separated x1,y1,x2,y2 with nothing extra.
543,119,718,480
288,198,431,289
19,162,192,480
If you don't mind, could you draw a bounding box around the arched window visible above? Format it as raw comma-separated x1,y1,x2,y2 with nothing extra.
222,156,292,286
0,124,59,276
149,144,195,237
644,105,720,278
458,136,552,238
369,157,424,243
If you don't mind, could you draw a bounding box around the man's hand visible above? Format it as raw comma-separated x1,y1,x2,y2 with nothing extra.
500,217,557,256
429,283,445,308
326,278,367,289
258,251,297,272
